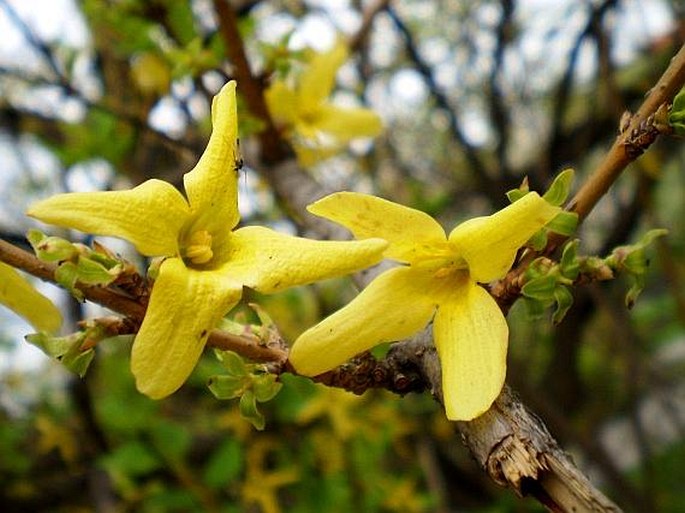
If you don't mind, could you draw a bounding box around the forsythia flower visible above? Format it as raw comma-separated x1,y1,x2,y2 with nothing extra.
265,41,382,165
28,82,387,399
0,261,62,333
289,192,560,420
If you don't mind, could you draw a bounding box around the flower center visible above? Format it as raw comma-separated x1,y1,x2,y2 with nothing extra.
412,247,468,278
183,230,214,265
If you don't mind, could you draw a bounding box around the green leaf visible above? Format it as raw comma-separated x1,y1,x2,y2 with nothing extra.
26,332,83,359
506,188,527,203
207,374,247,400
239,390,265,430
552,286,574,324
560,240,580,280
543,168,575,206
100,441,161,478
54,262,84,301
253,374,283,403
521,275,557,301
545,211,578,236
522,297,550,319
28,231,78,262
75,257,120,286
61,348,95,378
25,332,94,377
528,230,548,251
215,350,248,376
203,439,244,488
151,421,191,462
165,0,197,45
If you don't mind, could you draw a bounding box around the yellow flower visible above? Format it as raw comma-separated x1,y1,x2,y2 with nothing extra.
0,261,62,333
265,41,382,165
28,82,387,399
289,192,560,420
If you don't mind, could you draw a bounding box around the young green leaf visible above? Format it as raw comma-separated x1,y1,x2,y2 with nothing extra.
239,390,265,431
543,168,575,206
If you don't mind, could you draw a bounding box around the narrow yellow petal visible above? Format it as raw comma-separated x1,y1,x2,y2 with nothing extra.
299,41,348,109
308,192,446,263
0,262,62,333
289,266,437,376
293,144,341,167
314,104,383,141
433,280,508,421
183,81,241,241
28,179,189,257
130,257,242,399
265,80,299,126
224,226,387,294
448,192,560,283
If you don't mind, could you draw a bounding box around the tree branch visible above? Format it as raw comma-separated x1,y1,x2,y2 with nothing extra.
567,42,685,224
0,238,288,364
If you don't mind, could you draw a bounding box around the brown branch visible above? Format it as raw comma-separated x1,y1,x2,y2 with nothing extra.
496,42,685,306
566,42,685,224
386,6,514,206
0,237,147,321
310,333,623,511
0,238,288,364
212,0,286,163
347,0,391,52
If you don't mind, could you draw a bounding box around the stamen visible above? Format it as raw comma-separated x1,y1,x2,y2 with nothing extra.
185,230,213,265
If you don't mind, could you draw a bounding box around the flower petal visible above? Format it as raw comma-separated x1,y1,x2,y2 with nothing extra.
265,80,299,126
299,41,348,109
183,81,241,239
314,104,383,141
448,192,560,283
433,280,508,421
28,179,189,257
308,192,446,263
224,226,387,294
289,266,437,376
0,262,62,333
130,257,242,399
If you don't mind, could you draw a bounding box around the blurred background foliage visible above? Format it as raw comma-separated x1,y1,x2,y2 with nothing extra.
0,0,684,512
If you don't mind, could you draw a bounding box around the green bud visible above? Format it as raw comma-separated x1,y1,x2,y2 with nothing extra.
26,229,46,248
669,86,685,135
581,256,614,281
30,233,79,262
526,257,554,280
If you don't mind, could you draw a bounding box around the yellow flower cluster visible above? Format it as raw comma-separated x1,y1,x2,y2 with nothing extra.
22,78,559,421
